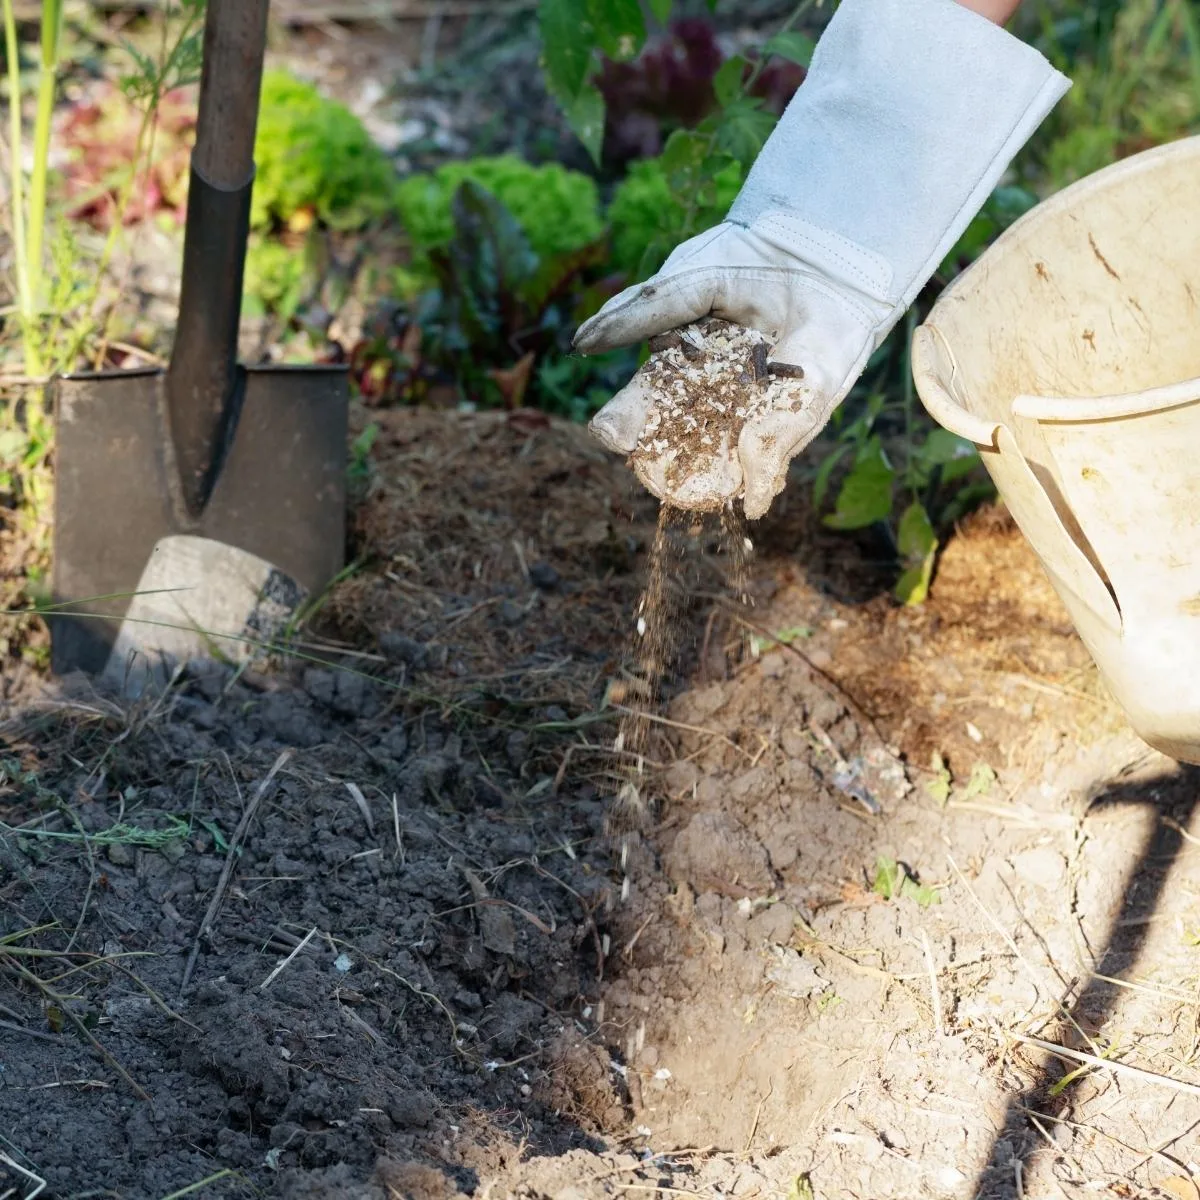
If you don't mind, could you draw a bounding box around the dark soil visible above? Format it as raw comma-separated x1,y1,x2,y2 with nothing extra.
0,407,726,1200
4,409,1194,1200
0,659,623,1199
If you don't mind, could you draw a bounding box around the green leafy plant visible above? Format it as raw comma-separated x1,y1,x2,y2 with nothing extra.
926,752,952,806
1027,0,1200,191
594,17,805,168
814,377,988,606
357,181,632,415
394,154,604,289
242,234,317,324
538,0,812,248
963,761,997,800
606,151,742,277
252,69,395,232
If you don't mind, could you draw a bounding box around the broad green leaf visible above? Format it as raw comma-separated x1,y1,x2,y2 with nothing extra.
824,438,894,530
428,181,539,353
538,0,595,99
873,855,904,901
916,427,975,468
660,128,709,176
762,30,815,67
941,448,982,484
587,0,646,61
561,82,606,165
648,0,672,20
909,428,980,491
812,442,851,510
875,854,941,907
894,501,937,606
895,559,935,607
900,875,941,908
713,55,748,106
897,500,936,561
710,96,777,168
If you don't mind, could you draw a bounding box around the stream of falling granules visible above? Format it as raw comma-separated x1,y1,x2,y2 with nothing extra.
609,502,754,855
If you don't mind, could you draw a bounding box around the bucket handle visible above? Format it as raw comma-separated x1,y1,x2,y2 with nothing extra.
910,327,1000,449
1012,375,1200,423
911,324,1122,633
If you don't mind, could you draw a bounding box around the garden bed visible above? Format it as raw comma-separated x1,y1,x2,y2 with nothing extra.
5,4,1200,1198
4,403,1199,1200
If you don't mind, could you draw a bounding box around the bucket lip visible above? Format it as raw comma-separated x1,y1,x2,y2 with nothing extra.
928,134,1200,318
1013,375,1200,423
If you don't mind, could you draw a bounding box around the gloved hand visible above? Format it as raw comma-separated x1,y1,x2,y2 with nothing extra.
574,0,1069,519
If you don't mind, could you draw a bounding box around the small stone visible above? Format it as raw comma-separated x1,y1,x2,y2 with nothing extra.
663,761,700,795
379,631,429,669
747,902,797,947
528,562,560,591
303,668,336,707
388,1090,433,1129
106,842,135,867
378,726,409,760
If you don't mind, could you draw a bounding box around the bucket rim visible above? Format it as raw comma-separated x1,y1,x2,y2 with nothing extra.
927,133,1200,318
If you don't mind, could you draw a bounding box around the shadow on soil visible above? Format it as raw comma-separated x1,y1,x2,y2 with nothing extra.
972,764,1200,1199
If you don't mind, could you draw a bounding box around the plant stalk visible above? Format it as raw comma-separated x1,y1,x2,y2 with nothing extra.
1,0,31,335
26,0,62,316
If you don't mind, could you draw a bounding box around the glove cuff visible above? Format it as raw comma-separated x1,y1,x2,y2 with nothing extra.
728,0,1070,310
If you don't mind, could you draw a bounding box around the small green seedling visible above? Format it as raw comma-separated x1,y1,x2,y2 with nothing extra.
964,761,997,800
197,817,231,854
872,854,941,908
349,422,380,487
787,1174,816,1200
1047,1038,1122,1098
749,625,812,656
926,751,952,806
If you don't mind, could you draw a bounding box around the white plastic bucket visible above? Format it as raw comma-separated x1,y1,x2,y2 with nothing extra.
913,136,1200,763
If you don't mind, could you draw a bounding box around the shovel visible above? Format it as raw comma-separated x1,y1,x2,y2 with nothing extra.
49,0,347,677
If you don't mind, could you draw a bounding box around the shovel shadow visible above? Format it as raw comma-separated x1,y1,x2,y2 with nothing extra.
971,763,1200,1199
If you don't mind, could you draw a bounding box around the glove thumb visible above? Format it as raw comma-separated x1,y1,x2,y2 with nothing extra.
573,271,724,356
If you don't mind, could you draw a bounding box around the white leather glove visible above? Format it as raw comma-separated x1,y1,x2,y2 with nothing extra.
575,0,1069,518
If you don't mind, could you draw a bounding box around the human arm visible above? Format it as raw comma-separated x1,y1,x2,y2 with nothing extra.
956,0,1024,24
